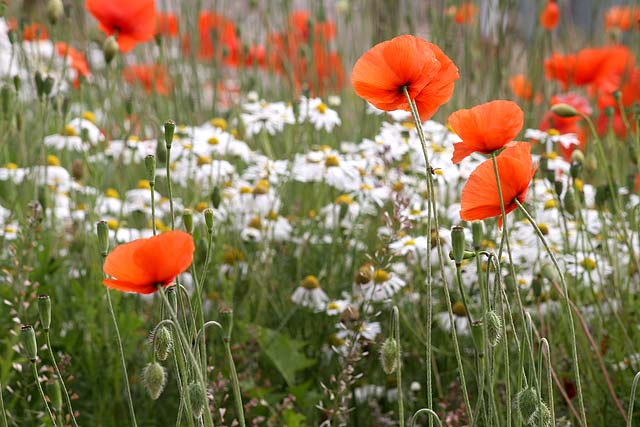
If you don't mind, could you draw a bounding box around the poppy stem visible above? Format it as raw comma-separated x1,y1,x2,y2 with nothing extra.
44,331,80,427
514,198,587,426
0,381,7,427
32,361,57,427
166,145,175,230
150,182,157,235
392,306,405,427
403,86,473,426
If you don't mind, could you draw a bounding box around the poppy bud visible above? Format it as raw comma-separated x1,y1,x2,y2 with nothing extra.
12,75,20,92
47,377,63,412
187,382,205,419
103,36,119,64
34,71,44,98
71,159,84,181
164,120,176,149
155,138,167,164
7,29,15,44
379,337,398,374
21,325,38,362
47,0,64,24
531,274,543,299
204,208,214,232
38,295,51,332
530,402,552,427
210,186,221,209
451,226,466,265
569,162,582,179
142,362,167,400
144,155,156,185
97,220,109,256
563,189,576,215
585,153,597,173
471,221,484,249
166,286,178,313
485,310,502,347
1,85,11,117
152,325,173,362
182,209,193,234
513,387,539,425
550,103,578,118
553,180,563,196
540,263,558,283
42,76,55,96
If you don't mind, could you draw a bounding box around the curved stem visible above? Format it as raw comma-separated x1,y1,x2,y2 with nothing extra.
410,408,442,427
32,362,57,426
45,332,80,427
538,338,555,427
628,371,640,427
514,199,586,425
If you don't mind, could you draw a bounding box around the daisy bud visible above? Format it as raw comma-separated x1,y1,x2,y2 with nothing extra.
204,208,214,232
187,382,205,419
37,295,51,332
144,155,156,185
96,220,109,256
379,337,398,374
47,0,64,24
563,189,576,215
451,226,466,265
485,310,502,347
550,103,578,118
103,36,119,64
182,209,193,234
513,387,539,425
471,221,484,249
47,377,63,412
152,325,173,362
142,362,167,400
21,325,38,362
164,120,176,149
210,186,222,209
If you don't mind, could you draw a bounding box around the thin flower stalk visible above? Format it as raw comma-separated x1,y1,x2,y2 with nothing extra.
31,361,57,426
44,331,79,427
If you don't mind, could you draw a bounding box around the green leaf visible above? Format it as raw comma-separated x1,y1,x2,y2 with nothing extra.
255,325,315,386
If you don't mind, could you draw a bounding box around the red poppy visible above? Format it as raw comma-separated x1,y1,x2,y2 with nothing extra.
23,22,49,41
86,0,156,53
452,2,478,25
460,141,537,227
544,46,634,94
352,35,458,120
288,10,336,42
540,0,560,30
448,100,524,163
103,231,195,294
538,93,590,160
123,64,172,95
197,11,239,64
604,6,640,32
156,12,179,37
55,42,90,88
509,74,534,101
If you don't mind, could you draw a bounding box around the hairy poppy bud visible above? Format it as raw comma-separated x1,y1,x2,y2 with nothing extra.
47,0,64,24
571,149,584,165
152,325,173,362
144,155,156,186
142,362,167,400
164,120,176,149
182,209,193,234
451,226,466,265
38,295,51,331
551,103,578,118
485,310,502,347
513,387,538,425
187,382,205,419
210,186,222,209
563,188,576,215
204,208,214,232
103,36,118,64
471,221,484,249
21,325,38,362
380,337,398,374
96,220,109,256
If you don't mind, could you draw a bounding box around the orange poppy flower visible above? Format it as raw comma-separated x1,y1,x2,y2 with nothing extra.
460,141,536,227
156,12,179,37
538,93,590,160
123,64,172,95
448,100,524,164
352,35,458,120
86,0,156,53
23,22,49,41
103,231,195,294
604,6,640,32
540,0,560,30
453,2,478,25
509,74,533,101
55,43,90,79
197,11,239,64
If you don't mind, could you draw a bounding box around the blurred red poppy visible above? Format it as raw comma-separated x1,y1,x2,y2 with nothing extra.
540,0,560,30
123,64,172,95
86,0,156,52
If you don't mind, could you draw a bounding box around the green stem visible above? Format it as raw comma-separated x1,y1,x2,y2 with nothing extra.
150,183,157,235
45,332,80,427
166,146,175,230
0,381,7,427
393,306,405,427
628,371,640,427
32,362,57,426
514,199,587,425
221,310,246,427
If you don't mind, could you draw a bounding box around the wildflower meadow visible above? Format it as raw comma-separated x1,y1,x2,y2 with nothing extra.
2,0,640,426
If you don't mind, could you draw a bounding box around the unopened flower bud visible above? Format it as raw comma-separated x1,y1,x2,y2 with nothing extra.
540,263,559,283
34,71,44,98
513,387,539,425
380,337,398,374
551,103,578,118
530,402,552,427
585,153,597,173
451,226,466,265
142,362,167,400
471,221,484,249
42,76,55,96
155,138,167,164
210,186,222,209
485,310,502,347
96,220,109,256
152,326,173,362
47,0,64,24
21,325,37,362
204,208,214,231
12,75,20,92
553,180,563,196
71,159,84,181
164,120,176,149
38,295,51,332
144,155,156,185
182,209,193,234
571,149,584,165
563,189,576,215
103,36,118,64
47,377,63,412
187,382,205,419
